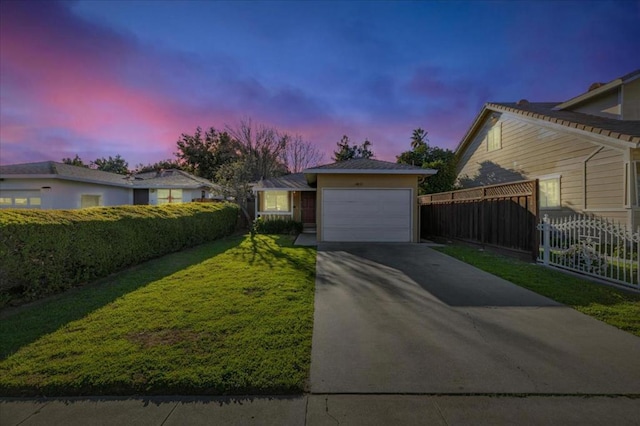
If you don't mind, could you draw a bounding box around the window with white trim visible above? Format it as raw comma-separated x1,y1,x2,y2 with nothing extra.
264,191,290,212
0,191,41,208
539,177,560,208
157,189,183,204
81,195,102,208
486,123,502,151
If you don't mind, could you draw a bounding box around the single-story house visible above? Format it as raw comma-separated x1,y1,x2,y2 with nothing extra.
253,158,436,242
0,161,223,209
455,69,640,228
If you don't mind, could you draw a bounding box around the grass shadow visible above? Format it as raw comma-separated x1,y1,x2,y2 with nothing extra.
245,234,317,281
0,235,244,359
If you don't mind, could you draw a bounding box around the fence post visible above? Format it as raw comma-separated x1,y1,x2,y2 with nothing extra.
542,214,550,265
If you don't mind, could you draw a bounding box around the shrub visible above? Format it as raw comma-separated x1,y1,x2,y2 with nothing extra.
559,241,608,275
0,203,238,301
252,218,303,235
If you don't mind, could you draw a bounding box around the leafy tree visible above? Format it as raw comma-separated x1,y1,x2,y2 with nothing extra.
175,127,241,181
284,134,324,173
61,154,88,168
135,159,185,173
332,135,375,161
333,135,357,161
356,139,374,159
397,128,457,194
91,154,129,175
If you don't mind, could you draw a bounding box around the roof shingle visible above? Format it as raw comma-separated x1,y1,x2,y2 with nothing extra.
304,158,435,172
253,173,314,190
488,102,640,144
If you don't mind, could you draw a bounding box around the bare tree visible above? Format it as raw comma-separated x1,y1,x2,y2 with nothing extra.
284,135,325,173
225,118,288,181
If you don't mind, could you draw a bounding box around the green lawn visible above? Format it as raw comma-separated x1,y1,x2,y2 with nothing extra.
436,244,640,336
0,234,316,396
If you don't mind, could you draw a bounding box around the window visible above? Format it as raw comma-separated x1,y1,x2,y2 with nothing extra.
539,177,560,208
81,195,102,208
0,191,42,208
487,123,502,151
157,189,183,204
264,191,290,212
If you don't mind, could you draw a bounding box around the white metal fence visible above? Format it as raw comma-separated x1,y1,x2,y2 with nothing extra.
537,214,640,289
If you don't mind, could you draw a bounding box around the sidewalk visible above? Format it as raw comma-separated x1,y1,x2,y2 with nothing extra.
3,394,639,426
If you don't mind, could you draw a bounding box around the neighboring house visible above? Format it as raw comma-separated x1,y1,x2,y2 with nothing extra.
0,161,223,210
130,169,224,205
253,158,436,242
455,69,640,228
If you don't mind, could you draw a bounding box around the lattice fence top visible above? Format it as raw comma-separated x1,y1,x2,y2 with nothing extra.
419,179,536,204
485,181,534,197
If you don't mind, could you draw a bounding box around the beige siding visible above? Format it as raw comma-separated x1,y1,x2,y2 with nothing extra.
572,90,621,119
585,147,625,209
316,174,420,242
457,114,631,226
622,78,640,120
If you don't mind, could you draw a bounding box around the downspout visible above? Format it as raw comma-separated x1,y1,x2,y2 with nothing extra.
583,146,604,210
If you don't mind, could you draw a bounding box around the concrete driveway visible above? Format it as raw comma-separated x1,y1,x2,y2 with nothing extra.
310,243,640,394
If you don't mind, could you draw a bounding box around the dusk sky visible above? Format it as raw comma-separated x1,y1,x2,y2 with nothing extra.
1,0,639,167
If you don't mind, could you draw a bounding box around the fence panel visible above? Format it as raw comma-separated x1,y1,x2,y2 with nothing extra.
537,214,640,289
419,180,538,258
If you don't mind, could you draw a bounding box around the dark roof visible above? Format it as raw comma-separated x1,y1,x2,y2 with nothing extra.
555,69,640,111
0,161,131,186
0,162,222,190
489,102,640,143
304,158,436,173
133,169,222,190
253,173,314,190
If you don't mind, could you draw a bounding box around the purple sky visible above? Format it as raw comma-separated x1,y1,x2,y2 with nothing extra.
1,0,639,167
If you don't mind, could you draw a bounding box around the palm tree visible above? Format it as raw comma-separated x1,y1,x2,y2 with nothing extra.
411,128,428,149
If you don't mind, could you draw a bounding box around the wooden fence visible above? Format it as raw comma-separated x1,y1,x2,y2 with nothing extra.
419,180,539,258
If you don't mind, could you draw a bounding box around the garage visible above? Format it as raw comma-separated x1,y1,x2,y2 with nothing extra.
322,188,412,242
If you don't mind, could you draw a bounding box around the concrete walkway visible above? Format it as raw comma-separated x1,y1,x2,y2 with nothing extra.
311,243,640,394
3,395,640,425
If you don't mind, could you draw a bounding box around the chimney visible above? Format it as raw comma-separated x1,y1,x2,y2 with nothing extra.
516,99,529,107
588,82,605,92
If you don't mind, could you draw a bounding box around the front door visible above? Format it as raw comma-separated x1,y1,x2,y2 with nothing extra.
133,189,149,205
301,191,316,224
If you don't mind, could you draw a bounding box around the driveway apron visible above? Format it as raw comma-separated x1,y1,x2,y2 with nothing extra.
310,243,640,394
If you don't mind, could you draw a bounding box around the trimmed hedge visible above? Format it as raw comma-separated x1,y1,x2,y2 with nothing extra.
0,203,238,300
252,218,303,235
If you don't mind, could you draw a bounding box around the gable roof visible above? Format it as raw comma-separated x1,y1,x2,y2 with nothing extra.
554,69,640,111
0,161,220,190
488,102,640,143
456,102,640,157
253,173,314,191
133,169,222,190
252,159,437,190
302,158,437,186
303,158,437,174
0,161,132,187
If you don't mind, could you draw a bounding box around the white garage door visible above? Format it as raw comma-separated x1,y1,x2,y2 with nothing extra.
322,189,412,242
